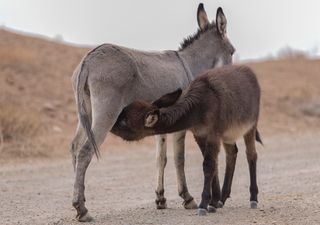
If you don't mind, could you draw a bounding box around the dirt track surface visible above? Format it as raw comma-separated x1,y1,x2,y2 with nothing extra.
1,132,320,225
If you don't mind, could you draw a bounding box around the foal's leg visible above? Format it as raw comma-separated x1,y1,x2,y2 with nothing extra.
220,143,238,206
208,160,221,213
208,143,224,212
155,134,168,209
72,92,122,221
195,136,220,216
172,131,197,209
244,128,259,209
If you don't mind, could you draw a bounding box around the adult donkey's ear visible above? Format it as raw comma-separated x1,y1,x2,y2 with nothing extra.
152,88,182,109
197,3,209,30
216,7,227,38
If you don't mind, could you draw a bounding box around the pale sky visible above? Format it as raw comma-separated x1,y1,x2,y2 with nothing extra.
1,0,320,60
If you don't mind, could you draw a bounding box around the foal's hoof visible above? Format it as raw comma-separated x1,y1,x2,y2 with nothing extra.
197,208,207,216
250,201,258,209
77,212,93,222
183,199,198,209
208,205,217,213
217,201,224,208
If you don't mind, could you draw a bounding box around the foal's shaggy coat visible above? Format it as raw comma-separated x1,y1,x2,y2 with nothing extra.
112,65,262,215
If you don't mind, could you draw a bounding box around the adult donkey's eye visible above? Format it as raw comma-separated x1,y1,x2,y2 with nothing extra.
230,46,236,56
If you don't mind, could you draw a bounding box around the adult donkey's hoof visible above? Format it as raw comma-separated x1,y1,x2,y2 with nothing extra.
155,197,167,209
77,212,93,222
208,205,217,213
183,198,198,209
73,201,92,222
156,202,167,209
197,208,207,216
250,201,258,209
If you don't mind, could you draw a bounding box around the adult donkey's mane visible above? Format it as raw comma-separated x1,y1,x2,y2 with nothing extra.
179,23,216,50
85,24,217,57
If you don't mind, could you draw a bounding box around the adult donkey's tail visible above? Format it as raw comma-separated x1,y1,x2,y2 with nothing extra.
76,61,100,159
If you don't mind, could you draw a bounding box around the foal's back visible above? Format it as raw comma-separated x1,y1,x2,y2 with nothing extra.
190,65,261,142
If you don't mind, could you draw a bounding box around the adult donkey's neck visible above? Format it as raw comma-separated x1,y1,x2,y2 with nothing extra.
178,30,219,78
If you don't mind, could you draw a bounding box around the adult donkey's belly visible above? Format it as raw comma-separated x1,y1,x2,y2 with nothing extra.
111,69,189,139
122,48,191,103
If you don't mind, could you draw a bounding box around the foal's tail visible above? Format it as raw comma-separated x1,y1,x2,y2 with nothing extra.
255,129,263,146
76,61,100,159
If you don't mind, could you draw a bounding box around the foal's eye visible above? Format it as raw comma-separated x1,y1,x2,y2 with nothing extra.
119,119,127,127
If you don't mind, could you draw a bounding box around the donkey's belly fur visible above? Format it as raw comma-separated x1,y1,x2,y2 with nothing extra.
222,122,254,144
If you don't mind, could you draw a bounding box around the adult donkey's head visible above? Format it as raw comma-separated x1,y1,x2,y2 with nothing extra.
179,3,235,76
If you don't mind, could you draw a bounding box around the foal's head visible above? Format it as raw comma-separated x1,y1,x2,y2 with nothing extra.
112,89,183,141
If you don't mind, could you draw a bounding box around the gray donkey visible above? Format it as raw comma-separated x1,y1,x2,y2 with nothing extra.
71,3,235,221
112,65,262,216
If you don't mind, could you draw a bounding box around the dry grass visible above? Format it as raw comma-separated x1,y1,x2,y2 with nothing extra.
0,47,36,64
0,105,40,141
0,104,49,158
0,28,87,160
276,46,310,60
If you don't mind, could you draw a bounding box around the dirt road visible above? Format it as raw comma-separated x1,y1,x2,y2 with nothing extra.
1,132,320,225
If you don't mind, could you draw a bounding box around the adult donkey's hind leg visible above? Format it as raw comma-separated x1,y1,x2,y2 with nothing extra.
70,72,92,170
155,134,168,209
70,123,87,170
172,131,197,209
72,139,95,222
72,92,122,222
70,95,92,170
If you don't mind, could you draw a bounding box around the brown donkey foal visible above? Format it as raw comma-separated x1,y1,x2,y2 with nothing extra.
112,65,262,215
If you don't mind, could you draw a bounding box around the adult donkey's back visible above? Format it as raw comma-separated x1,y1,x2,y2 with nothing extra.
71,3,234,221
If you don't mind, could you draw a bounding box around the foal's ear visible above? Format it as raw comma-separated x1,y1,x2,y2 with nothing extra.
216,7,227,38
145,109,159,128
197,3,209,30
152,88,182,108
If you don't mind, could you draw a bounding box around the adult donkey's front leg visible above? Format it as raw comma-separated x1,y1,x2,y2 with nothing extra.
155,134,168,209
172,131,197,209
155,131,197,210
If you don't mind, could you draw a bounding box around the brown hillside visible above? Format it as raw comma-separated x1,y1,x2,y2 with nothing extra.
0,29,87,159
0,28,319,160
249,59,320,134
